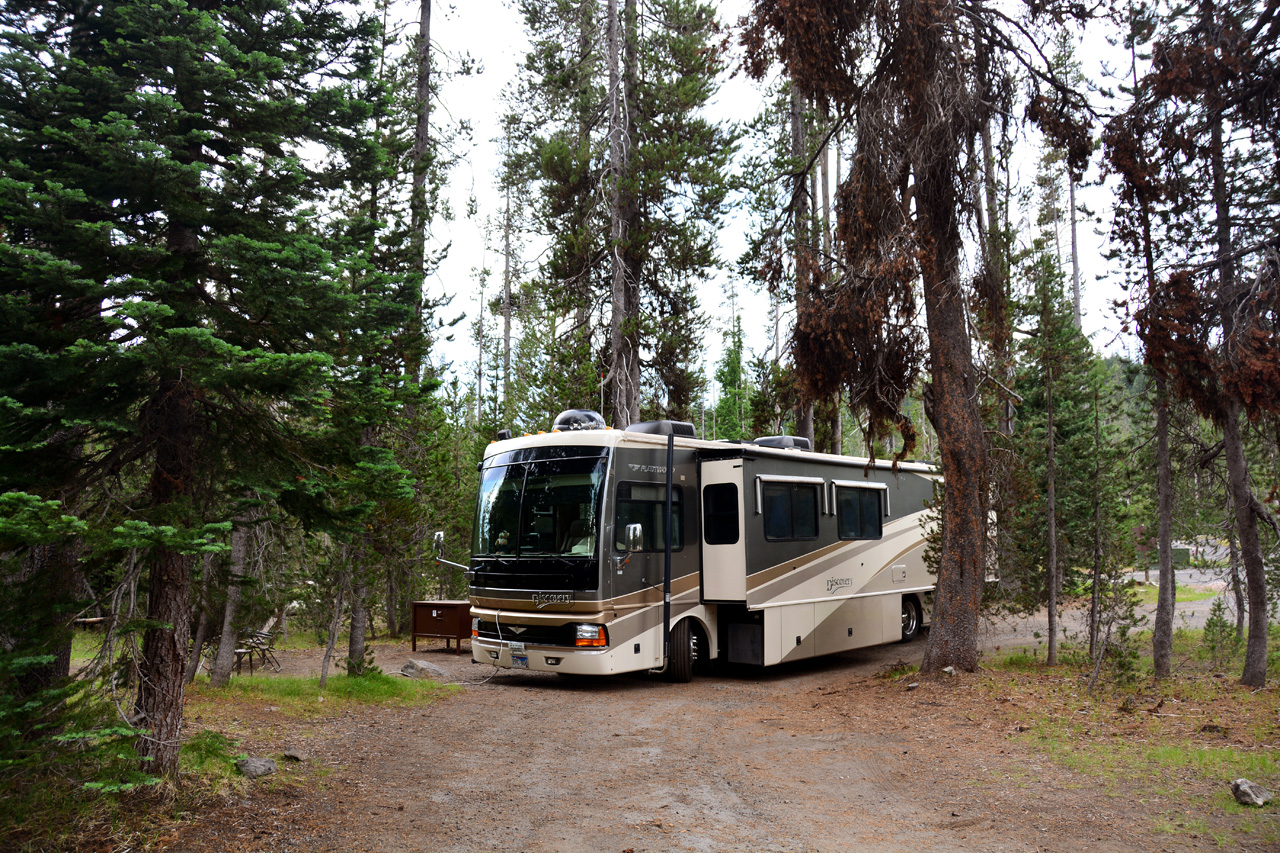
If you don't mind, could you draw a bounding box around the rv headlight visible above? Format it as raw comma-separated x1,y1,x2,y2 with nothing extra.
574,623,607,648
472,617,479,638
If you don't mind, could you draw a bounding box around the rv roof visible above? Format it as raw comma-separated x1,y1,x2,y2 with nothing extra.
485,426,938,475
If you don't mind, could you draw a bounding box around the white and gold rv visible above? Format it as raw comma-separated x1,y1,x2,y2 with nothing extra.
468,410,938,680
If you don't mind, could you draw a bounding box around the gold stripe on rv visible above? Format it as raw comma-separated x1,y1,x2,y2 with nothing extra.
745,513,929,600
471,571,700,625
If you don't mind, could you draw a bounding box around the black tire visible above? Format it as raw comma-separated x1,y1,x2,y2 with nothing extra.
900,596,921,643
666,619,697,683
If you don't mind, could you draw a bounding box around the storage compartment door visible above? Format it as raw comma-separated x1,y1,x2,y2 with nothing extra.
700,458,747,601
765,602,815,665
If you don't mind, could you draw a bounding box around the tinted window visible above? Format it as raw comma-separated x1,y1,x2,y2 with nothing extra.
762,482,819,540
703,483,740,545
836,487,883,540
614,482,683,551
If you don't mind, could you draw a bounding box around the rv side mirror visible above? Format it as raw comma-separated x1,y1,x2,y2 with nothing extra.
432,531,445,555
625,523,643,553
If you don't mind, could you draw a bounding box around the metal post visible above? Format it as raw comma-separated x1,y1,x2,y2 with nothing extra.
662,432,674,664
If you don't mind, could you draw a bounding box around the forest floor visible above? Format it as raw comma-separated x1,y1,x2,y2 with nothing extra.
149,585,1280,853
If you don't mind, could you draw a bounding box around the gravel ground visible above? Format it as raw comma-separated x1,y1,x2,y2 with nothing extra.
166,582,1235,853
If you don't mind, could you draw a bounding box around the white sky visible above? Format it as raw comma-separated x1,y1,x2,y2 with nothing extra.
422,0,1140,407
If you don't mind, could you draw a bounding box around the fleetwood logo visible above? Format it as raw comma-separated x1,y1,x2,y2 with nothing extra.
826,577,854,594
533,591,573,608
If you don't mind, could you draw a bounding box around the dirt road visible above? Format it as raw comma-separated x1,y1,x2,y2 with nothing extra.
169,620,1216,853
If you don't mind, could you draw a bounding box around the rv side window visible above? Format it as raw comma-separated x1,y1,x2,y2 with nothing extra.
703,483,739,545
613,482,683,551
835,487,883,540
761,483,819,541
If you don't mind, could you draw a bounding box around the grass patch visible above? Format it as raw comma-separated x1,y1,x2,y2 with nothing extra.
187,670,456,719
877,660,919,679
70,628,104,665
986,647,1048,671
1134,584,1219,606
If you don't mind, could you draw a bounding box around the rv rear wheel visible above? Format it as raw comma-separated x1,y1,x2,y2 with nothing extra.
900,597,922,643
667,619,696,683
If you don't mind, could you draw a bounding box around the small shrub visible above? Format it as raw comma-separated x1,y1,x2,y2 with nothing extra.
1200,597,1239,669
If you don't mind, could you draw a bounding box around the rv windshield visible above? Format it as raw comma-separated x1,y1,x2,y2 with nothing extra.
472,452,608,558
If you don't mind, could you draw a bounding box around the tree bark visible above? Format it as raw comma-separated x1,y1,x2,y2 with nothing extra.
606,0,640,426
1227,526,1244,640
210,512,259,686
1223,401,1268,686
208,566,244,688
502,183,513,413
319,562,348,689
134,377,196,779
348,558,369,676
1089,387,1103,660
1068,177,1082,330
1151,373,1176,677
385,563,400,637
916,168,988,674
1044,288,1060,666
183,554,213,686
1209,111,1268,686
790,86,814,446
410,0,433,379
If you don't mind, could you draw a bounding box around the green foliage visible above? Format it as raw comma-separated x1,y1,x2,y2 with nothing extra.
711,315,751,440
180,730,243,779
505,0,735,422
1201,597,1241,669
187,671,453,718
1093,578,1146,687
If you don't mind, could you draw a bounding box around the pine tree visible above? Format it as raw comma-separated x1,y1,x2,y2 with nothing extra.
1109,0,1280,685
508,0,734,425
0,0,408,776
712,315,750,440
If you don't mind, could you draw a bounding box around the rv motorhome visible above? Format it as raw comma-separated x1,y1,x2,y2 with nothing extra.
468,410,939,680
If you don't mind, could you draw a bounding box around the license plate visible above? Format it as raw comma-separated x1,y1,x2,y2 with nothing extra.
511,654,529,669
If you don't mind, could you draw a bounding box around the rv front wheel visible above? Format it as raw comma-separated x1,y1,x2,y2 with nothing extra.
666,619,696,683
900,597,921,643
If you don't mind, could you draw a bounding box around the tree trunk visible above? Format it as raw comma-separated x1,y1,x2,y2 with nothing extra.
320,563,348,689
1223,401,1268,686
1227,526,1244,640
1068,177,1082,330
410,0,432,370
183,554,213,686
134,376,197,778
208,571,243,688
348,558,369,676
385,563,400,637
790,86,814,446
606,0,640,427
502,183,513,413
1044,297,1059,666
210,514,257,687
819,100,832,270
12,541,79,698
1208,113,1267,686
916,171,988,674
1151,373,1176,677
1089,388,1103,660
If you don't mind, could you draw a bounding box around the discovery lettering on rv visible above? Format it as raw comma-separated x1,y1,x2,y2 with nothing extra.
826,577,853,594
533,592,573,608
